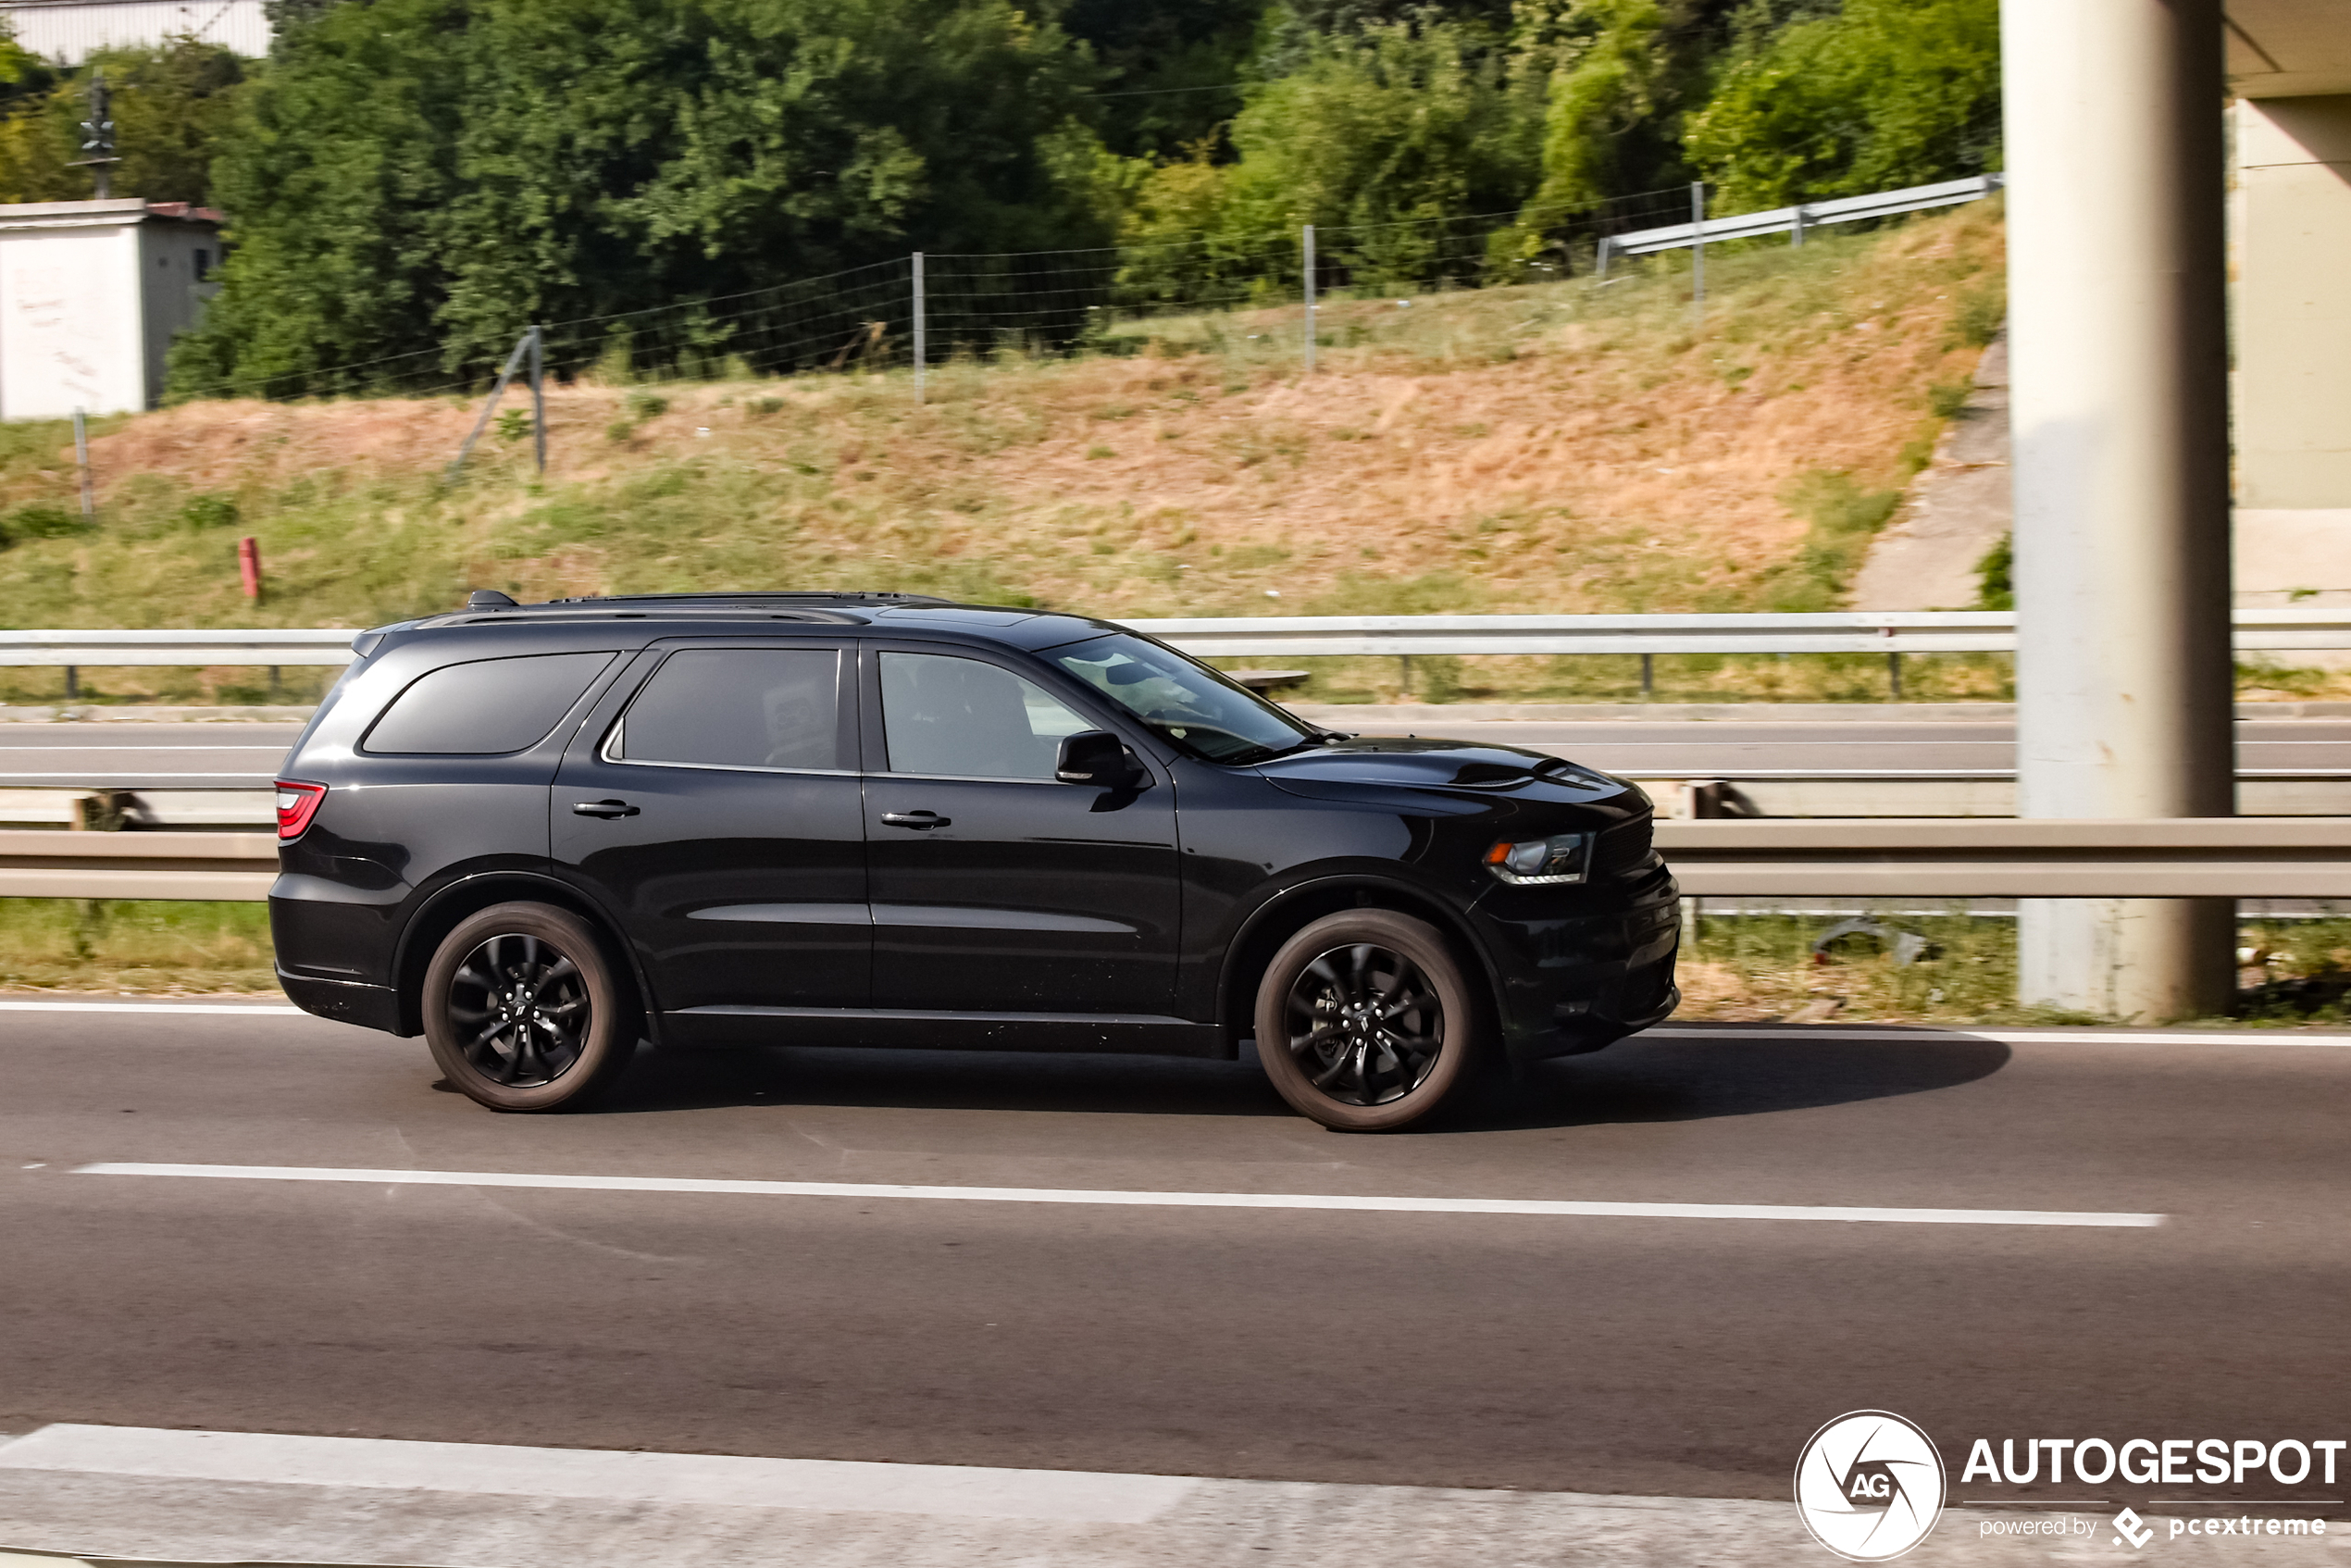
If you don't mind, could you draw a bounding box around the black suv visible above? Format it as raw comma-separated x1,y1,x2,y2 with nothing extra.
270,591,1678,1130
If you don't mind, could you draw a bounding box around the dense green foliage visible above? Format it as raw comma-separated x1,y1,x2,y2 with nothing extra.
130,0,2000,392
0,36,244,206
1684,0,2000,210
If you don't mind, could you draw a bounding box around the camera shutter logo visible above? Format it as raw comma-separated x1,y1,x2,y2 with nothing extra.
1795,1411,1947,1561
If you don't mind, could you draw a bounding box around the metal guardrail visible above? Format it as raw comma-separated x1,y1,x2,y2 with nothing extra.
1596,175,2006,269
4,820,2346,902
1655,818,2351,897
0,830,278,900
11,609,2351,666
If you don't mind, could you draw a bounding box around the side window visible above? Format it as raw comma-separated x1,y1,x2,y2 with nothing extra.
362,652,615,755
879,652,1092,780
616,648,844,771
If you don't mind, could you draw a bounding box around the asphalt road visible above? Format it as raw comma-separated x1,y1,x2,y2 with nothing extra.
3,1002,2345,1507
6,716,2351,786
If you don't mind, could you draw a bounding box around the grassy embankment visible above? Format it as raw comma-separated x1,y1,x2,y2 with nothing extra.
0,204,2054,709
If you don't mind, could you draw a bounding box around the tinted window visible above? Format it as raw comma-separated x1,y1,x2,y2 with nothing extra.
879,653,1090,779
618,648,843,770
1048,633,1315,764
363,652,614,755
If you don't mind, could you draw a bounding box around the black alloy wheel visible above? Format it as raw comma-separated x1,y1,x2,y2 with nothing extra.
447,932,591,1087
1285,941,1445,1106
422,902,639,1112
1252,908,1482,1132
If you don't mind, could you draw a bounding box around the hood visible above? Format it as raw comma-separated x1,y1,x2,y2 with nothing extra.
1253,737,1633,804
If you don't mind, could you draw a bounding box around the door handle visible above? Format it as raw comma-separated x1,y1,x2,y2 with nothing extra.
572,800,640,818
880,811,952,829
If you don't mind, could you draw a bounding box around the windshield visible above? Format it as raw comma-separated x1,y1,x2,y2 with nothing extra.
1048,633,1320,765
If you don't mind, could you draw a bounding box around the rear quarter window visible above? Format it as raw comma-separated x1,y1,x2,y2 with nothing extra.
361,652,616,755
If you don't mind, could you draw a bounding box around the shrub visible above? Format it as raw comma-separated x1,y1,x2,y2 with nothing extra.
5,504,89,539
180,492,240,530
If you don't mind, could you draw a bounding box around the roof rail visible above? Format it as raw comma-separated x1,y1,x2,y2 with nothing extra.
539,591,957,607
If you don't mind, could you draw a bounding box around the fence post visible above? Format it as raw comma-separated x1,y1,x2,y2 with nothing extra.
446,329,535,480
528,325,545,474
71,407,93,520
1689,182,1707,321
912,252,926,406
1791,201,1807,249
1301,225,1316,374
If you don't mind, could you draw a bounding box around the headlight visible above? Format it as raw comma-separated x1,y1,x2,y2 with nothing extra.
1483,831,1589,885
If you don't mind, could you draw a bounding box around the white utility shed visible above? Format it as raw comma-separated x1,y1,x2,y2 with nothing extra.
0,198,219,418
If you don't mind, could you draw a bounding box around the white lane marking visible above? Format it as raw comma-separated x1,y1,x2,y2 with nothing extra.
0,1002,303,1014
0,1425,1194,1524
71,1163,2165,1227
1653,1027,2351,1048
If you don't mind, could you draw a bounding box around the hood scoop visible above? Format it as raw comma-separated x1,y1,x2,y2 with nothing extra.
1256,739,1613,794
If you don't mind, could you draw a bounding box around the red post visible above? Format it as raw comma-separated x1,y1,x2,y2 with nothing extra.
237,535,263,603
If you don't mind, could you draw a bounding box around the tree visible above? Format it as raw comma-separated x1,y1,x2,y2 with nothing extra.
0,36,242,207
1684,0,2000,211
1117,16,1545,302
1060,0,1260,160
172,0,1110,395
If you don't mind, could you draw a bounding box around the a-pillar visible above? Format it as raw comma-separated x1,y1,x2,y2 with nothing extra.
2005,0,2237,1018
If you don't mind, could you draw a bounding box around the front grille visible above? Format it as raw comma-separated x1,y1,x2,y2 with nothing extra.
1593,815,1656,878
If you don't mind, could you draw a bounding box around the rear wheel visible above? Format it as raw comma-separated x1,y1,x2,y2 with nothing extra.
422,902,638,1112
1252,909,1483,1132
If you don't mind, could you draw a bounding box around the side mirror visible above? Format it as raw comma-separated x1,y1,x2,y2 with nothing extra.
1056,729,1143,788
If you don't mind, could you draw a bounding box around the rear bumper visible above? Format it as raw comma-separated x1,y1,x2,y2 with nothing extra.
276,966,404,1034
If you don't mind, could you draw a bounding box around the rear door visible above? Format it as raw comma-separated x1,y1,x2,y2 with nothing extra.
859,645,1180,1016
551,641,869,1023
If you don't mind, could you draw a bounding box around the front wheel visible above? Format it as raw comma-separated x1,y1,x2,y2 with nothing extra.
422,902,639,1112
1252,909,1484,1132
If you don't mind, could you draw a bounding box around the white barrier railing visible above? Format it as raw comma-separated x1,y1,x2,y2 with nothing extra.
1597,175,2005,271
9,608,2351,666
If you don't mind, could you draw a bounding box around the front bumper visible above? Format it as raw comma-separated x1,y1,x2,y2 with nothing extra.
1469,864,1681,1062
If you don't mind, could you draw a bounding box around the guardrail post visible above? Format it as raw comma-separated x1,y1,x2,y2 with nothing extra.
2006,0,2235,1018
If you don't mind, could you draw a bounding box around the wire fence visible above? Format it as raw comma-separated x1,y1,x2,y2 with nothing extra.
172,182,1753,408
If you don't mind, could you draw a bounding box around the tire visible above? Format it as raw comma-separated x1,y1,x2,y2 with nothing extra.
421,902,640,1112
1252,909,1485,1132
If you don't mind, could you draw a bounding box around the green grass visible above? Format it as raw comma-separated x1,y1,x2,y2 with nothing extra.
0,899,276,992
1682,907,2351,1026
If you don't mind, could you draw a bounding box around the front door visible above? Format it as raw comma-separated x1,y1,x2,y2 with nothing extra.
552,641,869,1024
860,647,1180,1016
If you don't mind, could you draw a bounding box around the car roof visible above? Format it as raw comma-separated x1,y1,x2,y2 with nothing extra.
376,591,1126,653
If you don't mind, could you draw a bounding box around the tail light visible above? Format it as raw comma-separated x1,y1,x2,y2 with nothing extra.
275,780,326,840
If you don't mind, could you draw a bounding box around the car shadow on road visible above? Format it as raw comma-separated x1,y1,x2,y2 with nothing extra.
603,1027,2011,1131
1422,1027,2015,1134
605,1042,1298,1118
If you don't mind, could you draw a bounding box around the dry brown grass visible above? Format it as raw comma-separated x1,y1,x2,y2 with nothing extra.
45,207,2003,626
